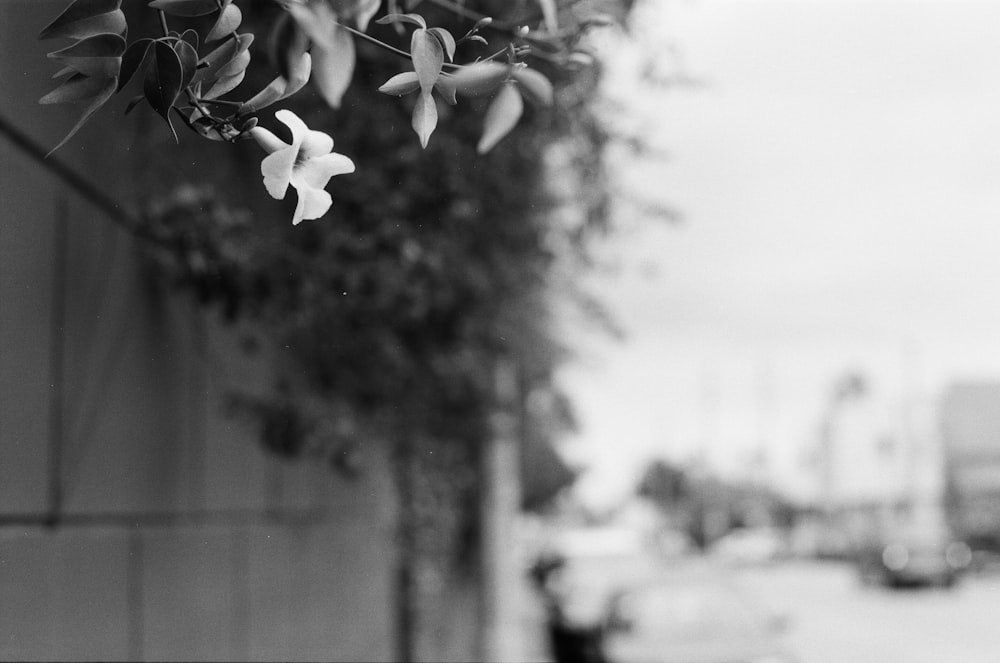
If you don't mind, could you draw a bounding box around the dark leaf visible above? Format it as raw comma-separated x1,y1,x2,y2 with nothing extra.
117,38,152,91
144,39,184,139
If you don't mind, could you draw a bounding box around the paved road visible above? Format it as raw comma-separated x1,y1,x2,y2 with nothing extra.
733,560,1000,663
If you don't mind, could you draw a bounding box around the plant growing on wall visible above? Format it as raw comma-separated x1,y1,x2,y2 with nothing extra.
38,0,615,224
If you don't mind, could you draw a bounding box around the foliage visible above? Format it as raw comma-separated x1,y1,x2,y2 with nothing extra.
37,0,618,223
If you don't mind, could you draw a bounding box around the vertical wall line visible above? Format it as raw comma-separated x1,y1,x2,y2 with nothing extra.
126,528,145,661
47,197,68,526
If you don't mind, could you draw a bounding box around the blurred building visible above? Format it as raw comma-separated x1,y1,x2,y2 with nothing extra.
941,382,1000,551
809,375,945,555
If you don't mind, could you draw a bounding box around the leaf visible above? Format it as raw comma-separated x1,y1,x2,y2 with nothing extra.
217,45,251,77
173,39,199,91
144,39,184,139
207,1,242,42
47,32,125,78
310,24,355,109
535,0,558,33
45,76,118,156
352,0,381,31
239,51,312,113
410,28,443,92
269,13,308,81
40,71,113,104
378,71,420,96
117,38,152,91
39,0,124,40
148,0,220,18
124,93,145,114
411,89,437,148
428,28,455,62
511,67,553,106
376,13,426,29
203,69,245,100
193,33,253,86
477,82,522,154
433,75,457,105
448,62,508,97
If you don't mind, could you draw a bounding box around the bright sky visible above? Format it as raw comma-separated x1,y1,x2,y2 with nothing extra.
558,0,1000,508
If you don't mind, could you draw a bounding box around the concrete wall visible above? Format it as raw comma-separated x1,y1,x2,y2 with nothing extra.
1,3,397,660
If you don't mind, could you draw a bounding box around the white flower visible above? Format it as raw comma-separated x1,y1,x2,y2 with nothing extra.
250,109,355,225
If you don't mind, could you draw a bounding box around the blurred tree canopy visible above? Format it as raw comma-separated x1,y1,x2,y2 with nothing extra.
131,0,635,481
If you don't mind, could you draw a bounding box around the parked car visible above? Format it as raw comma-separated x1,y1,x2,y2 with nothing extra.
602,568,796,663
709,527,789,566
856,534,972,588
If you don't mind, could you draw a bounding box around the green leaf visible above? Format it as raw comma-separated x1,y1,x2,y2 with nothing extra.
477,82,522,154
117,38,152,91
207,1,242,42
410,28,443,92
45,76,117,156
39,0,124,40
311,26,355,109
48,32,125,78
511,67,553,106
428,28,455,62
411,89,437,148
144,39,184,140
378,71,420,96
376,13,426,29
148,0,220,17
448,62,508,97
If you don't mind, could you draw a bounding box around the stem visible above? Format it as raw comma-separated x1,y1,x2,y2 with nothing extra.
336,21,413,61
158,10,170,37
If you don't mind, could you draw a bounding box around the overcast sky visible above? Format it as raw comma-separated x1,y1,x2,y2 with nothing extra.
559,0,1000,508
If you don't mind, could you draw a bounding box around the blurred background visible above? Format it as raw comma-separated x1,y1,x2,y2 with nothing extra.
4,0,1000,662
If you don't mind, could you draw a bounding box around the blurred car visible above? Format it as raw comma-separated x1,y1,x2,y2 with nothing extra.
709,527,789,566
602,569,796,663
856,534,972,588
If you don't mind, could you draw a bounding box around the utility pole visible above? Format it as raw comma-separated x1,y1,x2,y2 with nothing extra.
480,359,522,662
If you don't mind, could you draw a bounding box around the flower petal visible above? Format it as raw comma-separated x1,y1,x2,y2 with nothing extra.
300,129,334,159
248,126,289,154
291,184,333,225
274,108,308,145
261,144,297,199
291,152,356,190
